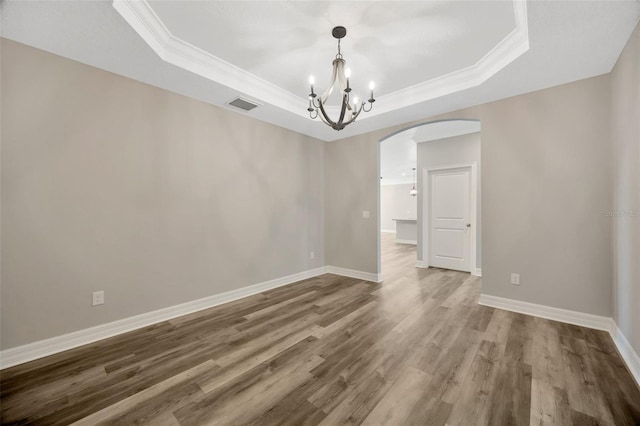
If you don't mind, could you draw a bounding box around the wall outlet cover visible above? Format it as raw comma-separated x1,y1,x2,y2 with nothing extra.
92,291,105,306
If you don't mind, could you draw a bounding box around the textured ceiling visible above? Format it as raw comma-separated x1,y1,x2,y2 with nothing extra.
148,0,515,98
2,1,639,141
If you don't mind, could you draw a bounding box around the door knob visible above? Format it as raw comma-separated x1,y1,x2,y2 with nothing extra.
466,224,471,227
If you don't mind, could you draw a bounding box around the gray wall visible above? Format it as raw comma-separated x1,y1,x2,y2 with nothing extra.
4,24,636,352
1,40,325,349
611,22,640,354
417,132,481,268
479,76,611,316
380,184,417,232
325,74,612,316
324,134,378,272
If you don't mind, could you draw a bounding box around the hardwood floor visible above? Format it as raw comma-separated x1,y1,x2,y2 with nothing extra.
1,234,639,425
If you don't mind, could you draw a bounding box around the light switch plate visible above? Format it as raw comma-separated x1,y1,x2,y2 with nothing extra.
511,273,520,285
92,291,105,306
362,210,370,219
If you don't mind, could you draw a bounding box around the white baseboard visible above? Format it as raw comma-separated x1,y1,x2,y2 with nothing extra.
611,323,640,386
478,294,613,331
0,265,384,369
7,271,634,388
479,293,640,387
395,239,417,245
414,262,480,276
0,267,327,370
324,265,382,283
380,229,395,234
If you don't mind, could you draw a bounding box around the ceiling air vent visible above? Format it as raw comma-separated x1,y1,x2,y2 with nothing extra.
227,97,259,112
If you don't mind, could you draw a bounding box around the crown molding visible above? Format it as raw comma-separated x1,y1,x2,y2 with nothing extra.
112,0,306,117
112,0,529,121
377,1,529,116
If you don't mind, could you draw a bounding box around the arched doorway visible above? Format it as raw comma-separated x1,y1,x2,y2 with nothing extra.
378,119,482,279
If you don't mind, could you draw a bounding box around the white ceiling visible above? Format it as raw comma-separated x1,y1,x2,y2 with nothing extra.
146,0,516,97
2,1,639,142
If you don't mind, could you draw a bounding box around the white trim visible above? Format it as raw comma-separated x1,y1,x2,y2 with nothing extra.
478,294,613,331
324,266,382,283
0,267,326,369
478,294,640,387
472,268,482,277
377,1,528,117
3,271,636,388
112,0,528,121
380,229,396,234
422,162,478,274
611,324,640,386
112,0,304,117
395,239,417,245
0,265,384,369
416,260,429,268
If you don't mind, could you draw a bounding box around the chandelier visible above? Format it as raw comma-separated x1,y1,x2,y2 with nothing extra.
307,26,375,131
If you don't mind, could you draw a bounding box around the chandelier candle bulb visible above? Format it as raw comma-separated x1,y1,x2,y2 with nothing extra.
309,76,315,97
369,81,375,101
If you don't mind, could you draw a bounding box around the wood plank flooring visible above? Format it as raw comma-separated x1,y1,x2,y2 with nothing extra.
1,233,639,425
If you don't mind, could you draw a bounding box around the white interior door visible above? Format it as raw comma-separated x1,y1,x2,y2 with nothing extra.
429,168,471,272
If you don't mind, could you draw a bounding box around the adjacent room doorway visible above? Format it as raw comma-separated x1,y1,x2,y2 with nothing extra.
377,119,481,279
425,165,476,273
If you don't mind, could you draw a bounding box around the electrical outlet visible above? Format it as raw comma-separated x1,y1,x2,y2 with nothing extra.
92,291,104,306
362,210,370,219
310,251,315,260
511,273,520,285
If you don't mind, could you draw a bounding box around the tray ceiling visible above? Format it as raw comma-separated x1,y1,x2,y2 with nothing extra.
147,0,517,96
2,0,639,141
114,0,528,120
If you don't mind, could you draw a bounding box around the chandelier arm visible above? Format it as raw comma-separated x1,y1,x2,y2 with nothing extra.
318,108,334,128
320,59,340,103
335,93,349,127
336,59,348,94
342,102,364,126
317,99,337,127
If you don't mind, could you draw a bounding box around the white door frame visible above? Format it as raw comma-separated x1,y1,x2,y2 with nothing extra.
422,162,478,274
